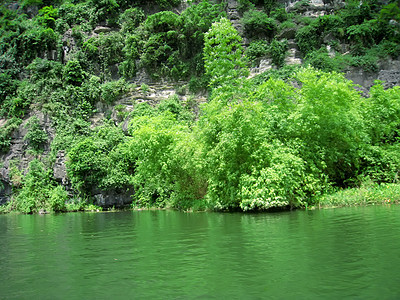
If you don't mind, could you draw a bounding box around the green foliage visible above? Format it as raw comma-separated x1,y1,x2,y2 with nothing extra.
119,1,224,80
203,18,249,93
58,1,95,29
67,138,108,192
304,48,344,72
317,181,400,207
48,185,68,212
37,6,58,29
64,60,84,86
66,121,132,194
245,40,269,62
0,117,22,153
364,83,400,145
291,68,365,185
127,112,205,209
0,71,18,105
24,115,48,152
156,95,194,123
137,11,184,79
296,23,320,53
240,145,307,211
339,0,375,27
242,9,277,40
270,8,290,23
246,39,288,67
144,10,181,33
100,78,130,104
12,159,67,213
268,39,288,67
119,7,145,33
120,33,140,78
155,0,181,9
180,1,225,62
83,31,125,79
347,20,378,54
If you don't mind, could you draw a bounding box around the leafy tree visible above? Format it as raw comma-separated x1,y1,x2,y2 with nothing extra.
127,112,202,208
290,68,365,185
203,17,249,95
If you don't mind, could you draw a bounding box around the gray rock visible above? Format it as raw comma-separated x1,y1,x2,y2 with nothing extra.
94,26,112,34
378,70,400,89
54,151,68,186
93,188,134,208
278,28,297,40
0,180,11,205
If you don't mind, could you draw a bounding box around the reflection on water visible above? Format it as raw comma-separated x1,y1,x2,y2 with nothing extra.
0,206,399,299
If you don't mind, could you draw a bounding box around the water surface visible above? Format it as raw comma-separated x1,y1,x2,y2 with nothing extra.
1,206,399,299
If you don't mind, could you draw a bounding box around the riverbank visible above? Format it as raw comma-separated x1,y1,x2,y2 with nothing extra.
1,182,400,214
315,182,400,208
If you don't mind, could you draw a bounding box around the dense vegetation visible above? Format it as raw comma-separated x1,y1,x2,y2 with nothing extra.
1,0,400,213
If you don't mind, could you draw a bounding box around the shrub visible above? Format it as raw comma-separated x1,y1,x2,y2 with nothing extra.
242,9,277,40
49,185,68,212
0,118,22,153
64,60,84,86
24,116,48,152
240,145,307,211
268,39,288,67
100,79,129,104
296,23,320,53
127,112,202,208
13,159,53,213
292,68,365,185
245,40,269,62
119,7,145,33
304,48,345,72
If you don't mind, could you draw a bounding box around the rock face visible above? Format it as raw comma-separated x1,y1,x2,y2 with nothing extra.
53,151,69,186
1,0,400,210
345,59,400,94
227,0,243,34
0,112,51,192
0,180,11,205
62,29,78,63
93,188,135,208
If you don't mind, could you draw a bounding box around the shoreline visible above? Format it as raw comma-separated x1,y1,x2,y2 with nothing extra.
1,182,400,215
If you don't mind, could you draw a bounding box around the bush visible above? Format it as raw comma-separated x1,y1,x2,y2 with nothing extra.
0,118,22,153
119,7,145,33
12,159,59,213
240,144,307,211
48,185,68,212
64,60,84,86
100,79,129,104
304,48,345,72
245,40,269,62
242,9,277,40
296,23,320,53
24,116,48,152
268,39,288,67
127,112,202,208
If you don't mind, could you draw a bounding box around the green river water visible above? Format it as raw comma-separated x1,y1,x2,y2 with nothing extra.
0,205,399,299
